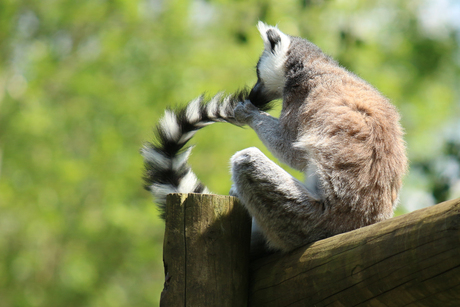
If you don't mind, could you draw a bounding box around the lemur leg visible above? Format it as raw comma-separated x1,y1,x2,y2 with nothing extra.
230,185,269,258
230,147,327,252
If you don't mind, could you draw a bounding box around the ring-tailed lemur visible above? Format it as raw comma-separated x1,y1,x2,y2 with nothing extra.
143,22,407,254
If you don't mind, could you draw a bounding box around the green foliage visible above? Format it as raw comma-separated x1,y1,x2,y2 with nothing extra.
0,0,459,306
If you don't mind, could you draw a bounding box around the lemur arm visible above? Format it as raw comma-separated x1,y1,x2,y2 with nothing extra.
234,100,308,171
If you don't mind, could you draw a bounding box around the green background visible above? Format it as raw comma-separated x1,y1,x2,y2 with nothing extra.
1,0,459,306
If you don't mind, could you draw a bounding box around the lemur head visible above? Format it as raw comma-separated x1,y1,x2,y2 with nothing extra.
248,22,291,110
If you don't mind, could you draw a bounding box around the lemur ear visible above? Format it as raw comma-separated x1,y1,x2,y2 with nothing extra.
266,29,281,53
257,22,290,54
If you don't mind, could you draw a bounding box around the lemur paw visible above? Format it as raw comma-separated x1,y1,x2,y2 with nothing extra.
229,184,239,197
234,100,259,125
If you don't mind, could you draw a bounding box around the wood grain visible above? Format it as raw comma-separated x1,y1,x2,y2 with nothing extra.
160,193,252,307
249,198,460,307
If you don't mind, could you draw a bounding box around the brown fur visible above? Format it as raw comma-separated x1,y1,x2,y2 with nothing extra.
231,26,407,253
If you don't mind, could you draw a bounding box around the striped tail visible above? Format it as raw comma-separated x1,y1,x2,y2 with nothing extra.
142,89,262,218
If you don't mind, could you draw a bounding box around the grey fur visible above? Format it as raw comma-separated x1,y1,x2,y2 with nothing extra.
230,23,407,253
143,23,407,256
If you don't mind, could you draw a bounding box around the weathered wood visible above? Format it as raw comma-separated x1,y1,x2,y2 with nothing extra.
249,198,460,307
160,193,252,307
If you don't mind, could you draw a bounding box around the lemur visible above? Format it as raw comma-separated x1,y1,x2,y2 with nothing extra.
142,22,407,254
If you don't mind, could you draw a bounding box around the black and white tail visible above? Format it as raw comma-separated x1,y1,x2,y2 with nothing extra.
142,88,269,218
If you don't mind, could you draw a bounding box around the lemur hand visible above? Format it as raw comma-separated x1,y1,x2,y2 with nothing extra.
234,100,259,125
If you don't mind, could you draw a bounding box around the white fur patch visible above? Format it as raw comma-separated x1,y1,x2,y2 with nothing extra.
172,146,193,171
219,95,231,118
185,97,202,123
178,130,197,145
141,146,168,168
159,110,180,142
304,162,322,200
257,22,291,95
194,121,214,128
150,183,176,203
178,169,199,193
206,94,220,119
202,187,211,194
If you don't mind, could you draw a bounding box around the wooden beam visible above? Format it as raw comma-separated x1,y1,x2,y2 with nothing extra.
249,198,460,307
160,193,252,307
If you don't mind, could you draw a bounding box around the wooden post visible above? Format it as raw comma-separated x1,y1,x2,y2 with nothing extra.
249,198,460,307
160,193,252,307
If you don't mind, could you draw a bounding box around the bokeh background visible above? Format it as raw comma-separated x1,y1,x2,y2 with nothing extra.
1,0,460,306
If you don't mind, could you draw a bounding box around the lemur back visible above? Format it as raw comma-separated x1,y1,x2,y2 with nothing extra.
143,22,407,254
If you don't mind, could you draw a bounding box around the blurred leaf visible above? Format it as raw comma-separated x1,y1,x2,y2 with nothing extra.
0,0,459,306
